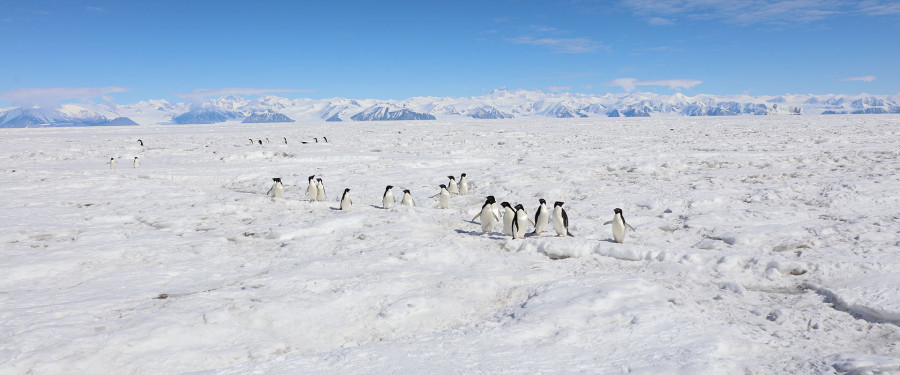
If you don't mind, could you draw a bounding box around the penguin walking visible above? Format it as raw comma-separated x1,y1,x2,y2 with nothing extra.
305,175,316,200
258,139,263,145
138,139,144,147
533,199,550,235
315,178,326,202
249,138,254,145
471,196,500,233
266,138,270,143
283,137,288,144
459,173,469,195
109,158,116,170
432,184,451,209
323,137,328,143
382,185,394,209
401,189,415,206
133,157,140,168
501,202,515,236
511,204,533,239
267,178,284,198
552,201,573,237
604,208,635,243
447,176,459,195
314,138,318,143
340,188,352,210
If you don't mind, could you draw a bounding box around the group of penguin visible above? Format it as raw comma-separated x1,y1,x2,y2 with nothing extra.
266,173,637,243
249,137,327,145
109,139,146,169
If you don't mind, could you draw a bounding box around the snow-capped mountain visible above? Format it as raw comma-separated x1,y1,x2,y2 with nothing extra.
0,105,137,128
242,111,295,123
1,89,898,127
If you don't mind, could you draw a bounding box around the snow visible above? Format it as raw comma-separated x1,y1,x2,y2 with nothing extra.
1,115,900,374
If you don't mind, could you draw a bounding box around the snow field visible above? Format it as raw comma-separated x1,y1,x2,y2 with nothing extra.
1,116,899,374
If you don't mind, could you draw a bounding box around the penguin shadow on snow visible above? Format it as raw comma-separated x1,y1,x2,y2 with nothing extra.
453,229,507,240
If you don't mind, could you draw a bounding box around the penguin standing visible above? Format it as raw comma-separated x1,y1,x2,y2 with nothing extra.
109,158,116,170
401,189,415,206
533,199,550,235
249,138,254,145
340,188,352,210
283,137,288,144
138,139,144,147
604,208,635,243
305,175,316,200
552,201,573,237
258,140,263,145
266,138,270,143
433,184,450,209
459,173,469,195
323,137,328,143
315,178,326,202
133,157,140,168
314,138,318,143
501,202,515,236
447,176,459,195
490,198,500,223
382,185,394,209
471,196,499,233
267,178,284,198
511,204,533,239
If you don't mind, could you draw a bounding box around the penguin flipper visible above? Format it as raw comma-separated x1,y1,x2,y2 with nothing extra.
567,230,575,237
493,213,500,222
603,221,612,225
471,213,481,222
626,223,636,232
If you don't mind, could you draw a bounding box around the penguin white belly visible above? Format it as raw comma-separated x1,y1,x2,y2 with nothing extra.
448,182,458,195
133,159,140,168
514,216,528,239
316,185,326,202
503,209,514,235
340,195,352,210
402,194,414,206
459,180,468,195
306,184,315,198
480,206,495,233
535,211,549,234
270,184,284,198
439,192,450,209
612,220,626,243
383,192,394,209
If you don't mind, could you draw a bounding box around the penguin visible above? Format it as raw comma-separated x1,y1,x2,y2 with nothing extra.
382,185,394,209
458,173,469,195
471,196,500,233
490,198,500,224
267,177,284,198
283,137,288,144
604,208,635,244
533,199,550,235
249,138,254,145
501,202,515,236
258,139,263,145
552,201,573,237
109,158,116,169
511,204,533,239
306,175,316,200
315,178,326,202
314,138,318,143
133,157,140,168
266,138,270,143
432,184,450,209
138,139,144,147
323,137,328,143
401,189,415,206
340,188,352,210
447,176,459,195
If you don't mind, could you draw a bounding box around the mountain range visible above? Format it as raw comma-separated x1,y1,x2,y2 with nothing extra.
1,89,898,127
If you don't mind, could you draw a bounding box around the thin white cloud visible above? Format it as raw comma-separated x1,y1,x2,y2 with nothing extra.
0,86,128,108
510,36,604,53
621,0,847,25
840,75,876,82
86,6,107,13
859,0,900,15
606,78,702,92
647,17,674,26
174,88,313,108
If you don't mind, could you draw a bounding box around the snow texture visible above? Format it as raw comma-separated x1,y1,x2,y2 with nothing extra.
1,115,900,374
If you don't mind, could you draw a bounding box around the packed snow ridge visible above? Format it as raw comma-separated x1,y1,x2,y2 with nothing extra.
1,88,899,127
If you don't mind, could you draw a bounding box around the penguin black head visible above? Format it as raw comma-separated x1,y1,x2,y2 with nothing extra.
448,176,455,180
110,158,114,160
461,173,466,177
486,195,495,201
485,196,496,204
308,175,315,181
439,184,447,189
344,188,350,192
138,139,143,146
258,140,262,145
385,185,393,191
317,178,323,182
614,208,623,215
403,189,411,194
501,202,511,208
554,201,564,207
514,204,525,211
273,177,282,182
539,198,546,204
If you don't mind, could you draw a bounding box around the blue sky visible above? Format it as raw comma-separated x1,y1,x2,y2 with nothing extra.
0,0,898,106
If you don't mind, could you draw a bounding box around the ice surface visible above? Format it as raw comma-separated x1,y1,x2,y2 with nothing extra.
1,116,899,374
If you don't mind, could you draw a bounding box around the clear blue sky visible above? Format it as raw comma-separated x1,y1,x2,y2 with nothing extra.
0,0,897,106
